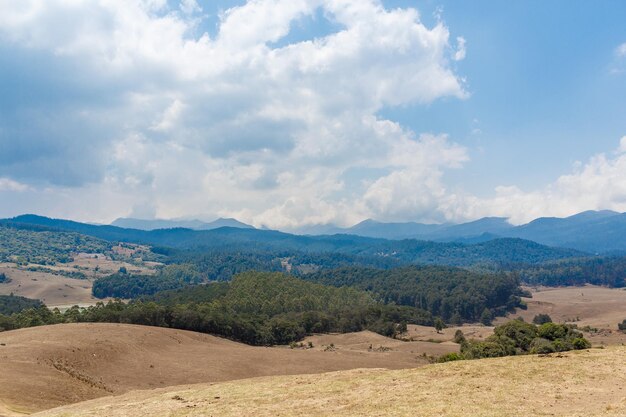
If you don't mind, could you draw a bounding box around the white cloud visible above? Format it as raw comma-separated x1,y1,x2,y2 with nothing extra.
454,36,466,61
616,42,626,58
0,178,30,192
443,137,626,225
0,0,470,227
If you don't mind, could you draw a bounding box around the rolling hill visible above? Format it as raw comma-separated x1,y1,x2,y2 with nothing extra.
31,345,626,417
0,323,446,415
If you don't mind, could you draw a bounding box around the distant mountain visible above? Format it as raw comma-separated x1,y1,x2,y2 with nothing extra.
505,210,625,253
346,219,445,240
295,211,626,253
111,217,253,231
1,214,583,268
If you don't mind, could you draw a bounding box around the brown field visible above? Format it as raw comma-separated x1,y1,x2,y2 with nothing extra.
31,346,626,417
0,323,456,416
0,265,99,308
497,285,626,345
0,258,154,308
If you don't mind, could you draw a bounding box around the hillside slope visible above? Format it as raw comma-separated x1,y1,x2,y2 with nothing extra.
34,346,626,417
0,323,448,415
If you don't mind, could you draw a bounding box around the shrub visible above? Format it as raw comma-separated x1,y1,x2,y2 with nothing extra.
453,329,466,345
530,338,555,354
571,337,591,350
618,319,626,333
532,314,552,325
438,352,463,363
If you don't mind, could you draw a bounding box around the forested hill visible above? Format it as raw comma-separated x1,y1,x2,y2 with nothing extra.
3,215,584,268
303,266,524,323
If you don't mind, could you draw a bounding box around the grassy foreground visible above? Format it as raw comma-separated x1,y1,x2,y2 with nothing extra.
33,346,626,417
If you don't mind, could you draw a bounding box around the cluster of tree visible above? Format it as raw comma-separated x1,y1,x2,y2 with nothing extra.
92,264,204,298
0,294,43,315
0,272,9,283
441,320,591,362
166,249,402,282
25,265,87,280
516,256,626,287
0,224,112,265
303,266,524,323
2,272,432,345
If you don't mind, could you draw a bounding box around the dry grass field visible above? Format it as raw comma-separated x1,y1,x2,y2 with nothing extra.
0,258,154,309
31,346,626,417
0,323,454,416
497,285,626,345
0,264,98,308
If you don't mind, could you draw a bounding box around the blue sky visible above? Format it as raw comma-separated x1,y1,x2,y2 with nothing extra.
0,0,625,228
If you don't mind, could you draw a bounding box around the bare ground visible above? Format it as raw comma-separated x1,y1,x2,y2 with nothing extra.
0,258,154,308
0,265,99,308
32,346,626,417
0,323,453,415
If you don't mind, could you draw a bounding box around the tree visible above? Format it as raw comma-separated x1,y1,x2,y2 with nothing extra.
618,319,626,333
453,329,466,345
434,317,445,333
480,308,493,326
532,314,552,325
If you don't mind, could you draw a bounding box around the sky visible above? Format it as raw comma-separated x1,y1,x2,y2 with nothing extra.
0,0,625,229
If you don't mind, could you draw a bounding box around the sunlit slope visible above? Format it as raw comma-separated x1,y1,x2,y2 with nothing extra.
0,323,442,415
34,346,626,417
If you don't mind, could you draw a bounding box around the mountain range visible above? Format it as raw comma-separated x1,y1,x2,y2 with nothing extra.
3,210,626,254
296,210,626,253
111,217,254,231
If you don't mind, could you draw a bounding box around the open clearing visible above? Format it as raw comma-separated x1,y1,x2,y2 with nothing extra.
0,258,153,308
32,346,626,417
497,285,626,345
0,323,456,415
0,265,98,308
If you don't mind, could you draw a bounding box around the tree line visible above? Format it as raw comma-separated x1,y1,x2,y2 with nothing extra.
1,272,433,345
303,265,525,323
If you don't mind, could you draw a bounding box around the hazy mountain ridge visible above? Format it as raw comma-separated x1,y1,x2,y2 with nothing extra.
2,214,584,269
296,210,626,253
111,217,254,231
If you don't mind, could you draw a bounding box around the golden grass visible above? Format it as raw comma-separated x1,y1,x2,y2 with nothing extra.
34,346,626,417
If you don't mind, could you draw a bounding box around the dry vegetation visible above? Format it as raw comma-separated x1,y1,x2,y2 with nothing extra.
0,323,452,415
499,285,626,345
0,258,155,309
32,346,626,417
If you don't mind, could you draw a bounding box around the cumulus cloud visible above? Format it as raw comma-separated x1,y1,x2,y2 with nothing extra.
445,137,626,225
0,0,470,227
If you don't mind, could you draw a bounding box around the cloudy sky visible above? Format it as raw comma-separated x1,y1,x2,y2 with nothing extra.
1,0,625,229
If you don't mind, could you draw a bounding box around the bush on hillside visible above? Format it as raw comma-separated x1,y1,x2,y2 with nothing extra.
457,320,590,360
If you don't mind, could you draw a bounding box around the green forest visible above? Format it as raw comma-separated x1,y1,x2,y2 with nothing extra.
304,266,525,323
0,272,433,344
0,294,43,315
0,224,111,264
